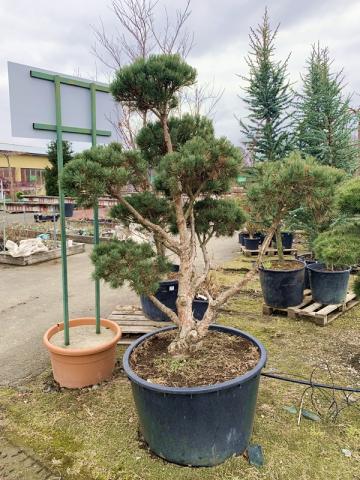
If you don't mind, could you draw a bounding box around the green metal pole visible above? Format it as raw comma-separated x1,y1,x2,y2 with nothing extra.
55,76,70,345
91,83,101,334
1,180,6,248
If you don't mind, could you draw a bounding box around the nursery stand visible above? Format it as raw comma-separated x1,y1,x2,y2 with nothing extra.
108,305,173,345
262,290,358,326
0,242,85,266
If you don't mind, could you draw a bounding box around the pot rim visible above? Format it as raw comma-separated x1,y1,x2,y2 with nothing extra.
259,259,305,273
123,325,267,395
307,262,351,274
43,317,122,356
155,279,179,287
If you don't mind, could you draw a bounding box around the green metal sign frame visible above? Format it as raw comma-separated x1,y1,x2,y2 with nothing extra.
31,69,109,345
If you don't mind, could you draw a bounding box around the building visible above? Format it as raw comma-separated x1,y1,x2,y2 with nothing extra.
0,143,50,197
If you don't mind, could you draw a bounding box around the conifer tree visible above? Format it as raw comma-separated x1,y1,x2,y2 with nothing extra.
62,54,247,356
240,9,294,162
296,44,357,172
44,141,73,196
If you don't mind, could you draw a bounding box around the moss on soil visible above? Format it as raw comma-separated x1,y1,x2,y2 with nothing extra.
0,253,359,479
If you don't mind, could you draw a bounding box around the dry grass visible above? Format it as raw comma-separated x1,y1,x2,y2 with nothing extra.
0,253,359,479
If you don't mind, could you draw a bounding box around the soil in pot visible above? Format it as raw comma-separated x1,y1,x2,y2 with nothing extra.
130,329,260,387
259,259,305,308
50,325,115,349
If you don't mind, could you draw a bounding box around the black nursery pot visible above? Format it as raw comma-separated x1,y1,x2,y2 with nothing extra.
297,255,317,290
272,232,294,249
259,260,305,308
141,278,209,322
304,260,317,290
238,232,250,245
255,232,266,244
281,232,294,249
192,297,209,320
123,325,267,467
244,237,261,251
64,203,74,217
141,280,178,322
307,263,351,305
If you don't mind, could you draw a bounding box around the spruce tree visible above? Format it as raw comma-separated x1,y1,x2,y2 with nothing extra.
296,44,357,173
240,9,294,162
44,140,73,196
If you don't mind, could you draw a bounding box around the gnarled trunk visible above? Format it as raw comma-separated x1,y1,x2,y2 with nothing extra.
168,246,199,356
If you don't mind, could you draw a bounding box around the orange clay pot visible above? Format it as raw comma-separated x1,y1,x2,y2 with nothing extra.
43,317,122,389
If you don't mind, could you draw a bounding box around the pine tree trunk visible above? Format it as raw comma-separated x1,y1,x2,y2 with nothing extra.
275,227,284,261
160,112,199,355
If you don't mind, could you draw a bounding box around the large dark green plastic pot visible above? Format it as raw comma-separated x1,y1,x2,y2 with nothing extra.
307,263,350,304
259,260,305,308
123,325,267,466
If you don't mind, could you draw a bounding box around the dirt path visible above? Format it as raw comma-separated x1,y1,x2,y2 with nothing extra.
0,233,239,386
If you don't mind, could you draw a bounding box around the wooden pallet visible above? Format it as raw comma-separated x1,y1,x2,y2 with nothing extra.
240,245,297,257
262,291,358,326
0,242,85,266
108,305,173,345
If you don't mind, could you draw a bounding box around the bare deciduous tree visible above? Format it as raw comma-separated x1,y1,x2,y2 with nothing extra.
181,81,224,119
92,0,225,149
92,0,195,148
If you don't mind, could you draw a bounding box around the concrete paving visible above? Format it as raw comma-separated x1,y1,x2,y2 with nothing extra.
0,219,239,386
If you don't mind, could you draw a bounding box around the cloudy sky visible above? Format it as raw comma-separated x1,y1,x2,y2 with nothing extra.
1,0,360,151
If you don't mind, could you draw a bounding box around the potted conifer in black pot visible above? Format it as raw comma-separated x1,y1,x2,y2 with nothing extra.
308,231,354,304
308,177,360,304
247,153,344,308
62,54,268,467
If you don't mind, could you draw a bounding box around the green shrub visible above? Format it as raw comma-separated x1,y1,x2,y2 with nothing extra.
336,177,360,216
313,225,360,269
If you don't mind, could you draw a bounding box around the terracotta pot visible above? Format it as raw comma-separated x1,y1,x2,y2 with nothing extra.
43,317,122,389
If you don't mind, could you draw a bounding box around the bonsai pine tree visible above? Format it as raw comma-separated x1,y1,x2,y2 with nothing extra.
63,54,249,356
246,151,345,260
44,140,73,196
296,44,357,173
239,8,294,162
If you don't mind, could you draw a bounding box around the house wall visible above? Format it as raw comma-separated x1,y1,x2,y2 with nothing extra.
0,153,50,181
0,152,50,195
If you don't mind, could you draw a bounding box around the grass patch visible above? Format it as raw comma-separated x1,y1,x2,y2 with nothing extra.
0,255,359,479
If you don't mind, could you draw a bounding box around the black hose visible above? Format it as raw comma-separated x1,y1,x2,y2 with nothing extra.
261,372,360,393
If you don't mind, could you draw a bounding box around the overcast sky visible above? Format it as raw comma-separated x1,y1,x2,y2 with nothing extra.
1,0,360,151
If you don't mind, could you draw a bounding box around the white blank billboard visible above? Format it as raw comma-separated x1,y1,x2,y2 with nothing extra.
8,61,118,144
